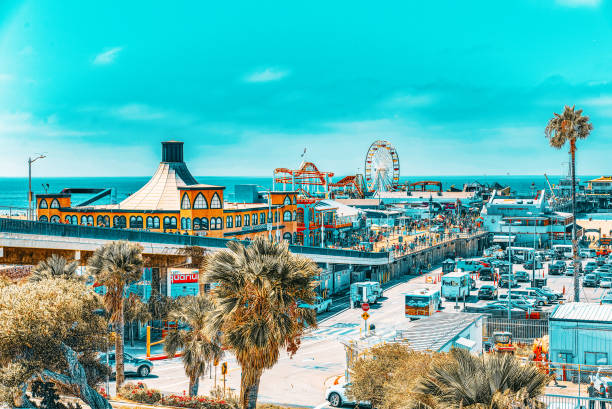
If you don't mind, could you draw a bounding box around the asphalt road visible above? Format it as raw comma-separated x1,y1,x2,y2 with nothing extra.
112,257,610,408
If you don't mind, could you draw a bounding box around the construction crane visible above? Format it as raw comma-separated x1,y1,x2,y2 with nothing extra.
544,173,556,200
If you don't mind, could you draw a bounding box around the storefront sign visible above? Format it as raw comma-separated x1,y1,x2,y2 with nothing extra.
171,270,199,284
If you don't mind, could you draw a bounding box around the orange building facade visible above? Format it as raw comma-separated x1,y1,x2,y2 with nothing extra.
36,141,298,242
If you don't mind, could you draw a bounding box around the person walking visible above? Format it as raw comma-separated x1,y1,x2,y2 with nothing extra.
600,383,607,409
588,382,597,409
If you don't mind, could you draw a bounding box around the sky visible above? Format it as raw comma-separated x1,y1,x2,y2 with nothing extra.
0,0,611,177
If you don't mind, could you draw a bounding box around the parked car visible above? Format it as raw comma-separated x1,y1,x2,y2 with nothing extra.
298,296,332,313
325,383,368,407
512,289,549,306
585,261,597,273
600,278,612,288
478,285,498,300
487,300,533,312
478,268,494,281
498,294,537,309
523,260,543,270
583,274,599,287
498,274,517,288
526,287,558,302
549,261,566,275
597,256,606,266
565,267,575,276
100,352,153,377
541,286,563,300
514,270,530,282
601,291,612,305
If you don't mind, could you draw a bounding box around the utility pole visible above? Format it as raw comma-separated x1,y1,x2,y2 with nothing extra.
27,154,46,220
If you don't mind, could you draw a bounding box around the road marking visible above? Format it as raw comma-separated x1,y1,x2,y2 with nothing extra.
313,401,329,409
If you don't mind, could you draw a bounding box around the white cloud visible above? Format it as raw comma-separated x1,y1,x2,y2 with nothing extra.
581,95,612,106
113,104,167,121
244,67,289,83
93,47,123,65
383,93,435,108
556,0,600,7
0,111,99,137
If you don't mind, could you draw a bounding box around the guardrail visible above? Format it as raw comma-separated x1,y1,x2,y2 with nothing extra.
0,218,389,260
541,394,612,408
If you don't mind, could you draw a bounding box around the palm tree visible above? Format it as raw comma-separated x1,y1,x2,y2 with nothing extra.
204,237,319,409
545,105,593,302
30,254,79,282
164,295,223,396
87,241,144,389
124,293,152,347
415,348,550,409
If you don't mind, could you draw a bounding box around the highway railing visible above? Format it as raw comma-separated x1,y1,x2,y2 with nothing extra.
0,218,389,260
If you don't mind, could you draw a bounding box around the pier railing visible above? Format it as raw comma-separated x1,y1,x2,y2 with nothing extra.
0,218,390,260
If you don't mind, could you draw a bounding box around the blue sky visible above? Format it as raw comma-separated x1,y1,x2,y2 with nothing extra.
0,0,611,177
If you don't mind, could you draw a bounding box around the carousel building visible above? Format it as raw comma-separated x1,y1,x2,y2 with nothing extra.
36,141,298,242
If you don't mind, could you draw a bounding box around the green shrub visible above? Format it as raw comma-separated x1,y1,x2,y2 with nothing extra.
161,393,233,409
117,382,162,404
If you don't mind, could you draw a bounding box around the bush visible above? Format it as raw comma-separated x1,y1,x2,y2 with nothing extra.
117,382,162,404
161,394,233,409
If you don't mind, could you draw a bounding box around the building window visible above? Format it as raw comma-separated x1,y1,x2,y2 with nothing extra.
293,211,297,221
88,215,94,226
201,217,209,230
39,199,48,209
153,216,160,229
50,215,60,223
211,193,222,209
185,217,191,230
163,217,177,229
244,214,250,226
50,199,60,209
585,352,608,365
181,193,191,210
193,218,201,230
181,217,186,229
226,216,233,228
170,217,177,229
292,196,297,205
130,216,137,228
39,215,48,222
267,212,272,223
216,217,223,229
65,215,71,224
71,215,77,225
113,216,126,228
81,215,88,225
260,213,265,224
236,215,242,227
97,216,104,226
283,232,292,243
210,218,216,230
284,195,291,206
193,193,208,209
252,214,258,225
146,217,154,229
275,211,279,222
283,211,292,221
104,216,110,227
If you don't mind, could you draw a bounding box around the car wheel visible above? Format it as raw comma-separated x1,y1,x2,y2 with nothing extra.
137,365,150,377
538,301,544,306
328,392,342,407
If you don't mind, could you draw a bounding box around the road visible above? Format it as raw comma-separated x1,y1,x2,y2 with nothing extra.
114,257,610,408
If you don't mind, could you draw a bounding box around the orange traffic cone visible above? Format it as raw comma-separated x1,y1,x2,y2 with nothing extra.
562,285,565,295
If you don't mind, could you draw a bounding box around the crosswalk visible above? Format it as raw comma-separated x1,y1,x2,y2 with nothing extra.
304,322,397,341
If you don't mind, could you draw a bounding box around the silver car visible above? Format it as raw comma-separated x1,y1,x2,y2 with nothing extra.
101,352,154,377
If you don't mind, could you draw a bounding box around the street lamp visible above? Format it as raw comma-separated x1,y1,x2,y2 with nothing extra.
500,220,521,321
28,154,46,221
527,212,538,287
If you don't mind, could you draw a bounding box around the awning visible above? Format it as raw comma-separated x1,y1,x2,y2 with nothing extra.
454,337,477,350
492,235,516,243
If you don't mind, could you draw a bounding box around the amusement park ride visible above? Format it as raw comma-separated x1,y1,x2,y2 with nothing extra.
273,139,404,199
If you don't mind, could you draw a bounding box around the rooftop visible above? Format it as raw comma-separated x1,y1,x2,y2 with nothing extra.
550,302,612,323
588,176,612,183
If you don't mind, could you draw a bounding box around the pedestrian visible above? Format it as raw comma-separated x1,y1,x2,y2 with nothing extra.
589,382,597,409
600,383,607,409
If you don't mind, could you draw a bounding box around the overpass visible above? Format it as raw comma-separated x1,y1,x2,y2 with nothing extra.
0,219,391,267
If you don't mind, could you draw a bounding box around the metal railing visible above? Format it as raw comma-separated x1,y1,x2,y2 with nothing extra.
541,394,612,409
483,316,549,344
0,218,389,260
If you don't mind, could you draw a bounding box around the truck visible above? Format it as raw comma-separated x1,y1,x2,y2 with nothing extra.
350,281,383,306
404,288,441,320
298,296,332,314
441,271,470,301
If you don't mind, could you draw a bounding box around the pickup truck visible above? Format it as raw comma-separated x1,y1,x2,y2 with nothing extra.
298,296,332,314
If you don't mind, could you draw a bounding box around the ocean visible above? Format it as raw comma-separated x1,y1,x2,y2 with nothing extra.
0,174,597,212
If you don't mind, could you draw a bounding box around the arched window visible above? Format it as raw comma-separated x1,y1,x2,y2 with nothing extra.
252,214,258,225
88,215,94,226
216,217,223,230
193,218,201,230
260,213,265,224
293,211,297,221
71,215,77,225
170,217,177,229
274,211,279,222
226,216,233,228
210,218,216,230
50,215,60,223
267,212,272,223
283,195,291,206
130,216,137,228
185,217,191,230
283,232,292,243
211,193,222,209
39,215,48,222
292,196,297,205
163,217,170,229
201,217,209,230
81,215,88,225
244,214,250,226
181,193,191,210
146,217,153,229
39,199,48,209
235,215,242,227
104,216,110,227
181,217,186,229
113,216,126,228
153,216,160,229
193,193,208,209
50,199,60,209
97,216,104,226
283,211,292,222
65,215,71,224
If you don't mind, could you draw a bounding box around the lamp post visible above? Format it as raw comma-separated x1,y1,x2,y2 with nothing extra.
27,154,46,221
527,211,538,287
501,220,520,320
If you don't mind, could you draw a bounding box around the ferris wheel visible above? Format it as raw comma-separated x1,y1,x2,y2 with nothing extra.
364,140,400,193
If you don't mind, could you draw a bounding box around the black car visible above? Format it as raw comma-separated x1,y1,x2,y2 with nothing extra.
515,270,530,282
523,260,542,270
583,273,599,287
478,268,494,281
549,261,566,275
478,285,498,300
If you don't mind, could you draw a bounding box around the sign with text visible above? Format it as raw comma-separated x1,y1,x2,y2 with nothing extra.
170,269,199,284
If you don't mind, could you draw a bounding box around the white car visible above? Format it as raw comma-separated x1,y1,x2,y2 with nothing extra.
600,278,612,288
325,383,369,407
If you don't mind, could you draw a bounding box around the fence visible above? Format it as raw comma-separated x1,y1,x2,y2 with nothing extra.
541,394,612,409
483,316,549,344
547,362,612,385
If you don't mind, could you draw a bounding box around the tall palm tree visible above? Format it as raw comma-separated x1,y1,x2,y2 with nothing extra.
415,348,550,409
164,295,223,396
204,237,319,409
30,254,80,282
545,105,593,302
124,293,152,347
87,241,144,389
